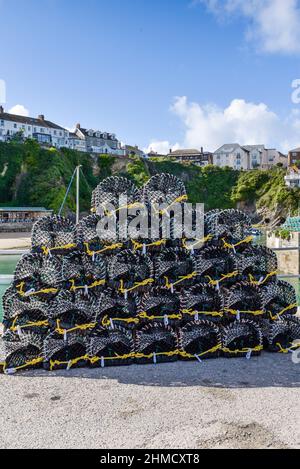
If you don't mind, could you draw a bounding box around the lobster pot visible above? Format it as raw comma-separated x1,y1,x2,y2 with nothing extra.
180,283,223,323
222,319,263,358
195,246,238,288
266,317,300,353
93,288,137,330
143,173,187,209
154,248,196,290
136,287,181,327
261,280,297,321
205,209,251,245
62,251,85,285
2,286,47,322
224,282,264,321
235,246,278,283
3,300,48,336
91,176,141,214
88,326,134,367
76,214,130,257
43,331,88,371
107,250,153,294
32,215,76,255
135,323,178,365
2,330,43,374
178,320,221,360
46,289,95,333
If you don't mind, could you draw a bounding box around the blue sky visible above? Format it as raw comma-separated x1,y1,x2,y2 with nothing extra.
1,0,300,152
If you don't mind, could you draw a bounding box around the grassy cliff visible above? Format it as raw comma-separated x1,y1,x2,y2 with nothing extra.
0,141,298,219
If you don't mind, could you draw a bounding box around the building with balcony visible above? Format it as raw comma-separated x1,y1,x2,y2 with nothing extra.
74,124,122,154
284,166,300,188
167,148,213,166
0,106,69,148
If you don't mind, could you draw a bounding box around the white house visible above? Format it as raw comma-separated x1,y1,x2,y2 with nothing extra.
0,106,69,148
285,166,300,188
74,124,122,154
213,143,287,170
213,144,250,170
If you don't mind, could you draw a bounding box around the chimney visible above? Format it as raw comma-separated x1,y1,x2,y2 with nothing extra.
169,148,172,154
38,114,45,121
0,106,4,114
76,123,81,129
201,147,203,153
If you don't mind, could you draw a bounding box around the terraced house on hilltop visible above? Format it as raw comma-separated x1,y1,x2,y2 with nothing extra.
213,143,287,170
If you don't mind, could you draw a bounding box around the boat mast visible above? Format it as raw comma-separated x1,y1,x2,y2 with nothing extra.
76,165,82,225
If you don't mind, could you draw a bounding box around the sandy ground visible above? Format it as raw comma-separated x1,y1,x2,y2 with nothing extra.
0,232,31,250
0,353,299,449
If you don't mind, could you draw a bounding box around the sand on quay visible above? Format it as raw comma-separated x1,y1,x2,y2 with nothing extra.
0,351,299,449
0,232,31,250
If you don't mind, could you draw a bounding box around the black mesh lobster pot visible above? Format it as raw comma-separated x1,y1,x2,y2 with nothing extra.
32,215,76,255
266,317,300,353
154,248,196,290
136,287,181,327
93,288,137,329
2,330,43,374
2,285,48,322
180,283,223,323
261,280,297,321
178,320,222,360
43,331,88,371
91,176,141,214
224,282,264,321
205,209,251,245
76,214,127,257
222,319,263,358
235,245,278,284
13,253,62,300
195,246,238,288
135,323,178,364
143,173,187,208
3,299,48,336
46,289,96,335
107,250,153,294
88,326,134,367
62,251,106,295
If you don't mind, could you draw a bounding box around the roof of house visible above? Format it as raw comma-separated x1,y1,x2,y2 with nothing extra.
214,143,249,154
0,207,52,212
76,127,117,140
290,147,300,153
242,145,265,152
0,112,67,131
168,149,203,156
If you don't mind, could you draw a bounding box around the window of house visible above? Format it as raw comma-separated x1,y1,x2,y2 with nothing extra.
14,124,17,128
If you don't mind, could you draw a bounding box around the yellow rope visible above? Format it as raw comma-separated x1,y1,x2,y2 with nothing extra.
138,311,182,321
179,343,222,359
84,241,123,257
276,342,300,354
222,345,263,355
49,354,90,371
164,271,198,289
131,239,166,251
182,234,213,250
268,303,298,321
101,315,139,327
10,318,49,332
41,243,76,256
55,319,96,335
69,278,105,292
119,278,154,294
249,271,277,286
3,357,44,373
224,308,264,317
16,282,58,297
205,271,238,286
222,236,253,250
105,202,145,218
181,308,223,318
155,194,188,215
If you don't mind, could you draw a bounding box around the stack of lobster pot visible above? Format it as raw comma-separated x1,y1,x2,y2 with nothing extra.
1,173,300,374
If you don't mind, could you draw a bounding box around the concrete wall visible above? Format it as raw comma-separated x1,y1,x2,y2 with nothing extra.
267,231,300,275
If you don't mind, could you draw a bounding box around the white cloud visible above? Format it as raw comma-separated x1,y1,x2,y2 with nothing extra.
8,104,29,116
145,96,300,154
144,140,180,155
199,0,300,54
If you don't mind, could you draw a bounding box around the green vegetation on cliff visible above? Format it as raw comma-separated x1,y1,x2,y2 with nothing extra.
0,141,299,218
